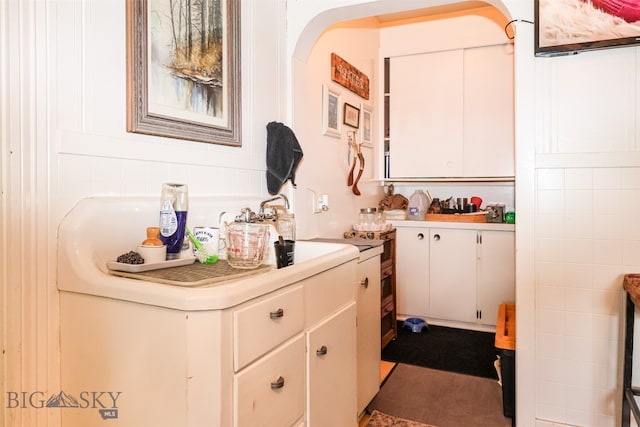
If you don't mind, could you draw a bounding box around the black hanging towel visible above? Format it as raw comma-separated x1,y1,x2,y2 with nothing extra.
266,122,303,195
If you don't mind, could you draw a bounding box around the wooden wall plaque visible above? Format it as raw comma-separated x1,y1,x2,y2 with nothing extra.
331,53,369,100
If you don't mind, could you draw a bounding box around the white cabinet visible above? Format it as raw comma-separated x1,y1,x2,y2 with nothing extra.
307,302,357,426
429,228,515,327
302,261,358,425
463,45,514,178
387,45,514,179
428,228,478,323
355,253,381,416
389,50,464,178
477,230,515,326
393,222,515,330
395,226,429,318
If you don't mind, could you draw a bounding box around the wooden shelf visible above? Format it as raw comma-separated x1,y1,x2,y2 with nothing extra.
379,229,397,349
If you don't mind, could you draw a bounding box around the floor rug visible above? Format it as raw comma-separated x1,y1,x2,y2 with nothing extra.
366,409,438,427
382,322,499,379
367,363,512,427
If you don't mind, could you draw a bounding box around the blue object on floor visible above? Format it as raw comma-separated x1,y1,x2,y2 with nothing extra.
403,317,427,333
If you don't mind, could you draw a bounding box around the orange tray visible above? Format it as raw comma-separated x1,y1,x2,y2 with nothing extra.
495,303,515,350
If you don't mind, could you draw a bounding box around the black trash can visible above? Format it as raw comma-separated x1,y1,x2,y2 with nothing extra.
497,348,515,418
495,303,515,422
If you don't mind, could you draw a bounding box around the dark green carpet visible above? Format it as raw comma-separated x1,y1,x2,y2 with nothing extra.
381,321,499,380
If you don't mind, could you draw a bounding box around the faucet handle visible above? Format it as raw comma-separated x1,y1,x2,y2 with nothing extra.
235,207,255,223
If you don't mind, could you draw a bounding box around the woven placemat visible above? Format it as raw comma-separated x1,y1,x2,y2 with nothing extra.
109,260,273,287
624,274,640,306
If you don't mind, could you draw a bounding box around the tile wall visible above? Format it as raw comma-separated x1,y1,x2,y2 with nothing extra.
535,167,640,427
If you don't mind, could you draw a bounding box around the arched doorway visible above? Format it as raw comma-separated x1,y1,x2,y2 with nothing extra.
288,1,534,426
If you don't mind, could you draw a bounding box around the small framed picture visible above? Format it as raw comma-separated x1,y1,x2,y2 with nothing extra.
343,102,360,128
322,84,341,138
359,103,372,146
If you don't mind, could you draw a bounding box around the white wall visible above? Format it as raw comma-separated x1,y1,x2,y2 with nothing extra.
292,19,385,239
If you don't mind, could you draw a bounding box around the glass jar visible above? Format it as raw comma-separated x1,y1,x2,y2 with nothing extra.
359,208,376,230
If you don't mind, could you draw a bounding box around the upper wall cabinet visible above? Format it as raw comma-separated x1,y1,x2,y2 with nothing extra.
386,44,514,180
389,50,464,178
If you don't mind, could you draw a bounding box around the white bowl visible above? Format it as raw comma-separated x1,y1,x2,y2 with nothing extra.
136,244,167,264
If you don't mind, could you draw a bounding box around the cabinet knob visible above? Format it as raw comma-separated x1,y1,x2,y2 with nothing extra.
360,277,369,288
316,345,328,356
417,233,424,240
433,234,440,241
270,376,285,389
269,308,284,319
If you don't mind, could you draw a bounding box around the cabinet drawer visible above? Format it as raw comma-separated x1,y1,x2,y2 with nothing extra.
234,335,305,427
304,261,356,328
234,286,304,371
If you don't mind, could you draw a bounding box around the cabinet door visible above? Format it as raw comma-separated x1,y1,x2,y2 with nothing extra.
463,45,514,178
477,231,515,326
355,256,381,415
389,50,464,178
395,227,429,317
307,302,357,427
429,228,477,323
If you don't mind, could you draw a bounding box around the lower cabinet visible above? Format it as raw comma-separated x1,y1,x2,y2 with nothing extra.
428,228,478,323
476,230,515,326
234,261,358,427
58,257,358,427
429,228,515,327
394,223,515,329
355,253,381,416
395,226,430,318
307,302,357,426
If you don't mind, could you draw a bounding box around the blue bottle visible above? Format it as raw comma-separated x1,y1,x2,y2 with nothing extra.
159,183,188,260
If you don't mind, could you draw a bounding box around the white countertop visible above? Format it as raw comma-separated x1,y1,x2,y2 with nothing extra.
390,219,515,231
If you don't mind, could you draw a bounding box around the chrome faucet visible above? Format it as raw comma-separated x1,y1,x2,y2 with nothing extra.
259,194,290,215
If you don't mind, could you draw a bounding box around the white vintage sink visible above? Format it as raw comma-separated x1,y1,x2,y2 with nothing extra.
57,197,359,311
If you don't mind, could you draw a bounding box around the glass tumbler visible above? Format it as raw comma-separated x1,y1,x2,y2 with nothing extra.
276,213,296,241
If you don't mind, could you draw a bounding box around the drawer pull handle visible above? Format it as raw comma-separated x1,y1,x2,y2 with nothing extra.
360,277,369,288
270,376,285,389
433,233,440,241
417,233,424,240
269,308,284,319
316,345,328,356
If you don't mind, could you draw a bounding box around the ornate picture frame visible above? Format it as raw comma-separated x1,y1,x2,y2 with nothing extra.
126,0,241,146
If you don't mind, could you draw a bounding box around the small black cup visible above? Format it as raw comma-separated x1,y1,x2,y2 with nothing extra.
274,240,295,268
464,203,477,213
